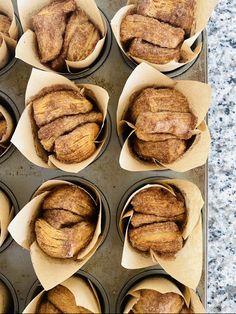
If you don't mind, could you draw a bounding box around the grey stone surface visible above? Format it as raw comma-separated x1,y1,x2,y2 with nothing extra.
207,0,236,312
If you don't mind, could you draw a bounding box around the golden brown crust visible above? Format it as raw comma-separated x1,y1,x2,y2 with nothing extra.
32,90,93,127
128,88,190,124
51,9,100,71
32,0,76,63
66,14,100,62
132,137,187,164
129,222,183,254
120,14,184,49
42,185,96,218
54,122,100,163
131,187,185,217
0,14,11,36
135,112,197,140
136,0,195,35
38,112,103,152
0,119,7,140
38,300,62,313
135,130,177,142
129,38,181,64
131,213,186,228
132,289,184,313
35,219,95,258
47,285,93,313
43,209,84,229
51,8,89,71
35,185,97,259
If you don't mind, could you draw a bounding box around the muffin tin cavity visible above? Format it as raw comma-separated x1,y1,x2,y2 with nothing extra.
25,270,110,313
0,273,19,314
120,31,204,78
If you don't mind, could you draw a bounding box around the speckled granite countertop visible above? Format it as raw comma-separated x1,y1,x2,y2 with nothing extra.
207,1,236,313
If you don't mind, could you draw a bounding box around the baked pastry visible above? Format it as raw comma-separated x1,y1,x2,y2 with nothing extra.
131,187,185,217
135,112,197,140
0,281,10,314
32,90,93,127
130,289,184,313
128,186,186,257
126,87,196,164
38,285,93,313
32,87,103,164
128,38,181,65
120,0,195,64
0,118,7,140
131,212,186,228
34,185,97,259
128,88,190,124
51,9,100,71
32,0,76,63
54,123,100,163
136,0,195,36
0,14,11,36
38,112,102,152
129,222,183,254
0,108,14,156
32,0,101,71
121,14,184,49
132,137,187,164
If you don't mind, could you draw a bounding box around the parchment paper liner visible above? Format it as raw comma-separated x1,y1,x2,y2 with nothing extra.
117,62,211,172
0,0,18,69
111,0,218,72
0,105,14,145
8,179,103,290
16,0,107,72
11,68,109,173
0,189,14,247
23,275,101,313
0,280,10,313
120,179,204,289
123,276,205,313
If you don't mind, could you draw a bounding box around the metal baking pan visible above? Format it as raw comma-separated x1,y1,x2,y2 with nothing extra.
0,0,208,313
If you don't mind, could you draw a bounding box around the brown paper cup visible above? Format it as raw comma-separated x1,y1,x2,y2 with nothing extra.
11,68,109,173
123,276,205,314
0,0,18,70
23,275,101,313
117,62,211,172
16,0,107,72
120,179,204,289
8,180,102,290
111,1,218,72
0,190,14,247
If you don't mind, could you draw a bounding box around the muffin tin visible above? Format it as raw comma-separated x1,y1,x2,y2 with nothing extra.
0,0,208,312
